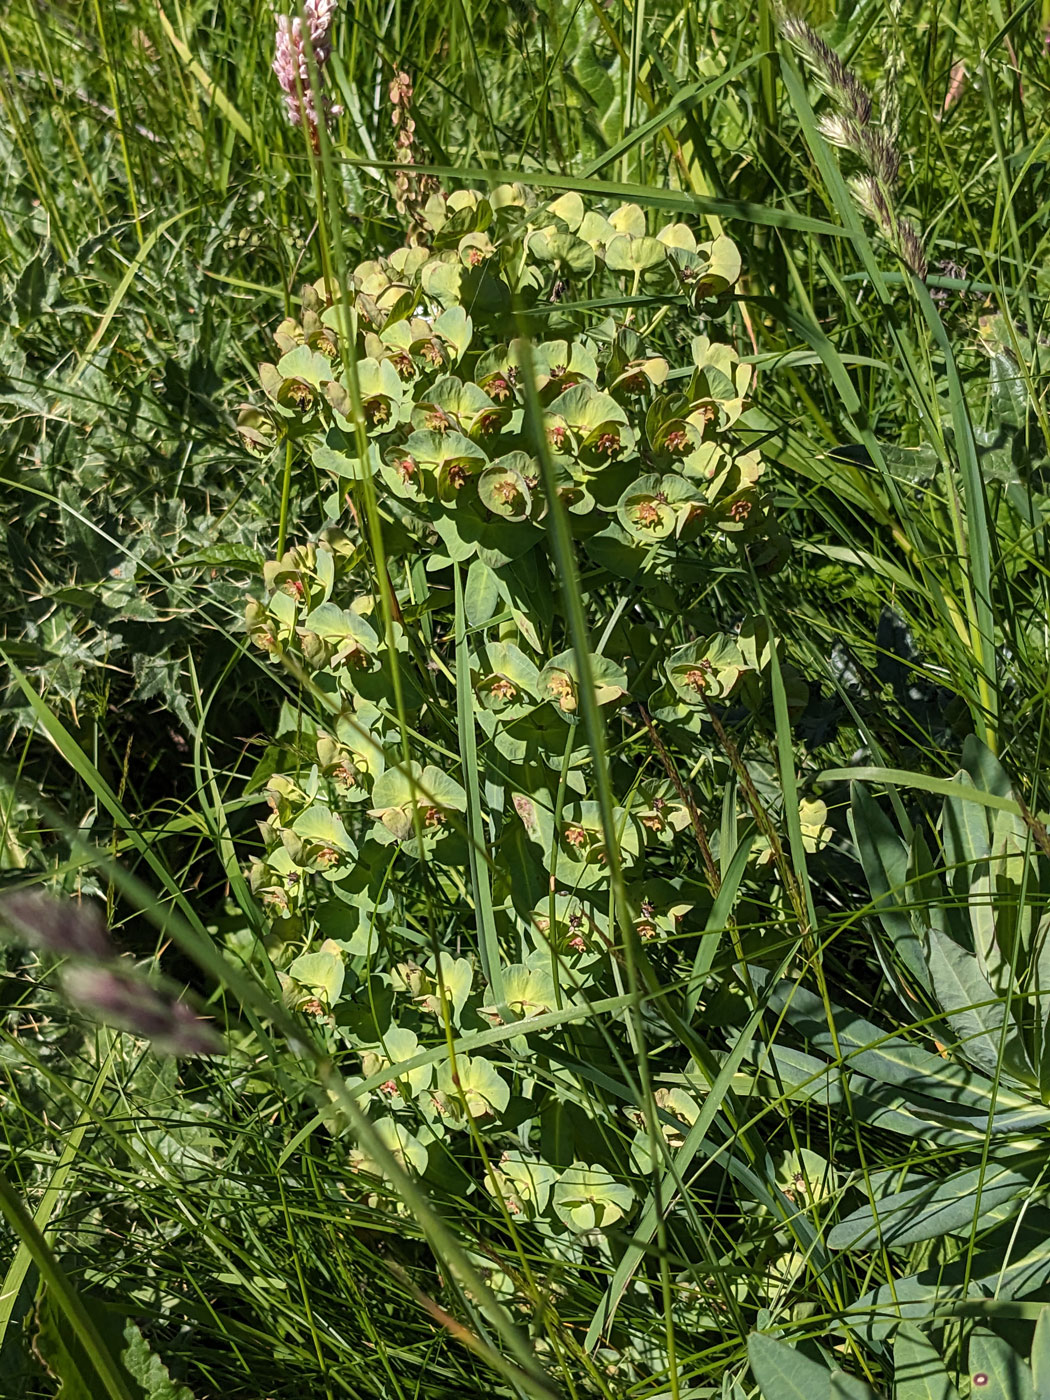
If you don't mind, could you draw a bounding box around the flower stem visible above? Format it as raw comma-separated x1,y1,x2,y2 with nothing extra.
277,435,294,558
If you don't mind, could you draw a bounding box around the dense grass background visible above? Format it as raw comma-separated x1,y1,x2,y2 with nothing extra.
4,1,1050,1397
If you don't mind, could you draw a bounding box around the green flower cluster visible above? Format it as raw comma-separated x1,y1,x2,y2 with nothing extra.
241,187,787,575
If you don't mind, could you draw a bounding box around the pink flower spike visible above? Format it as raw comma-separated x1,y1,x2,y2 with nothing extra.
272,0,341,147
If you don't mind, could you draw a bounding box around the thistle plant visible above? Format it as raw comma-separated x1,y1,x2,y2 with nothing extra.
273,0,343,149
779,10,927,277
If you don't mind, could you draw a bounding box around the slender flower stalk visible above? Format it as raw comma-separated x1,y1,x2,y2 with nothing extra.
389,70,442,234
273,0,343,151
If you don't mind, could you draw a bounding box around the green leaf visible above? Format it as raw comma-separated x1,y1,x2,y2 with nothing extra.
479,459,533,521
751,969,1031,1115
851,783,930,993
666,634,747,703
894,1324,962,1400
291,805,356,854
844,1221,1050,1342
350,1116,429,1177
464,559,500,626
748,1333,832,1400
553,1163,633,1232
828,1155,1044,1251
830,1372,879,1400
303,602,380,652
454,562,503,1004
914,279,998,747
433,304,473,360
1030,1305,1050,1399
547,382,627,435
924,924,1031,1080
817,768,1032,824
528,229,596,277
438,1055,510,1119
276,344,332,387
367,760,465,849
538,650,627,713
604,234,666,272
288,944,346,1007
33,1287,194,1400
942,770,993,882
422,952,475,1025
969,1329,1035,1400
686,828,754,1012
695,234,742,295
120,1321,197,1400
484,1151,558,1217
548,191,585,230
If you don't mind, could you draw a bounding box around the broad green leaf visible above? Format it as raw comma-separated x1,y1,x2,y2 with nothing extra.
609,203,646,236
830,1374,878,1400
553,1163,632,1232
422,953,475,1024
1030,1305,1050,1399
748,1333,832,1400
288,942,346,1007
290,805,356,854
817,768,1032,824
604,234,666,272
33,1286,194,1400
924,924,1031,1080
528,229,595,277
548,191,585,230
438,1055,510,1119
828,1155,1044,1250
494,963,558,1021
696,234,742,293
547,382,627,434
303,602,380,651
120,1321,197,1400
484,1151,558,1217
479,460,532,521
433,304,472,360
666,635,747,704
364,1026,432,1096
350,1116,428,1177
276,344,332,387
844,1221,1050,1342
752,970,1032,1113
942,770,993,884
312,443,358,477
962,734,1015,805
894,1326,962,1400
464,559,500,626
969,1330,1035,1400
538,650,627,712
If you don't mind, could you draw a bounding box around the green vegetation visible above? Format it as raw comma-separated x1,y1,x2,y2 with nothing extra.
4,1,1050,1397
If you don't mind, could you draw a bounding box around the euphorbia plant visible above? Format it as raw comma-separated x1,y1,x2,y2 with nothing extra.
237,186,826,1298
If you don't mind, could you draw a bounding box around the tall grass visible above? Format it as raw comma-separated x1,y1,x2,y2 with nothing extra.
2,1,1050,1397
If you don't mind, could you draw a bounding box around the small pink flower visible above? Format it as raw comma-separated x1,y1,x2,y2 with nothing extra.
273,0,343,148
